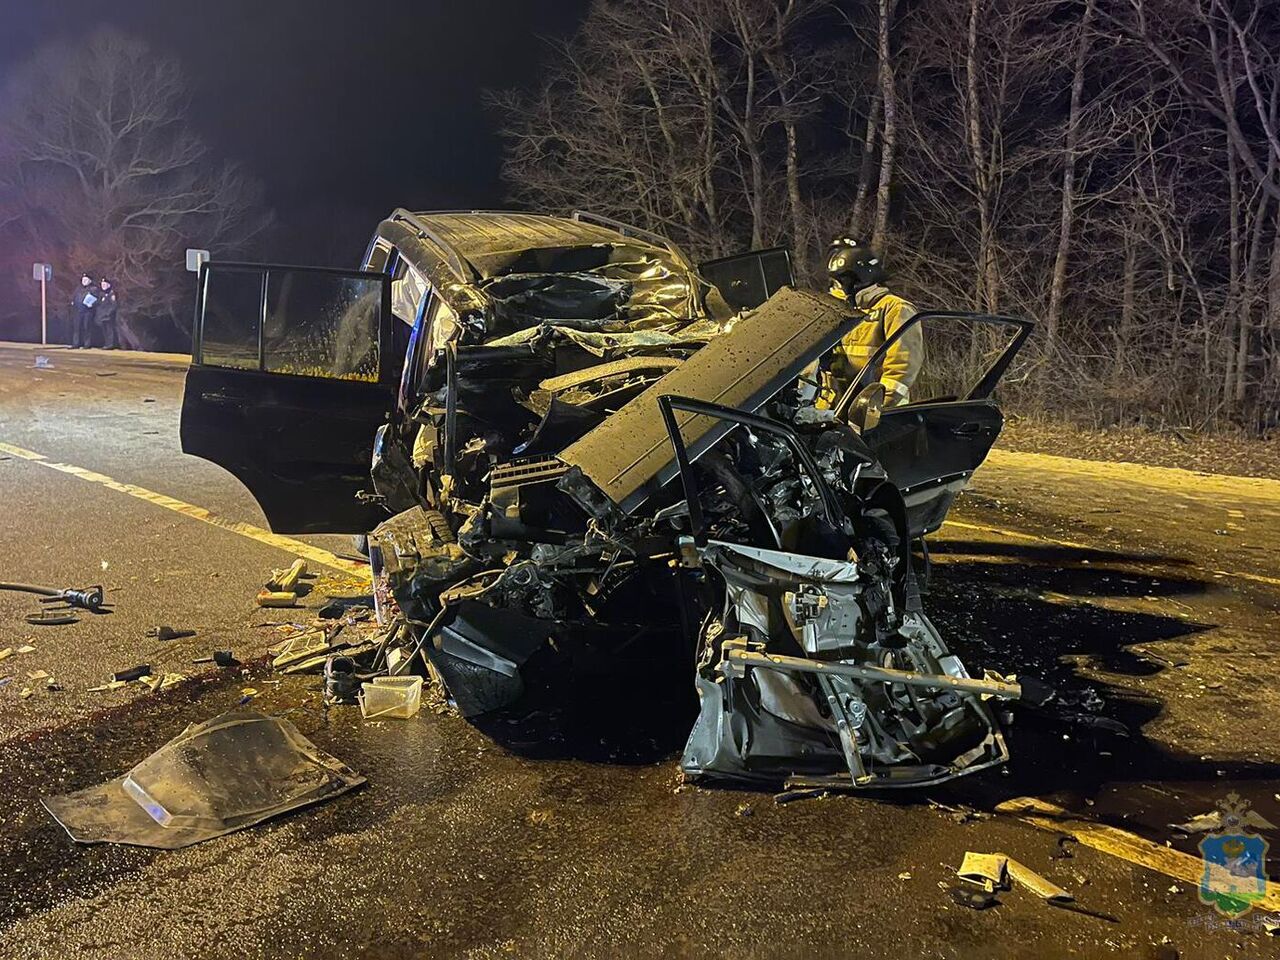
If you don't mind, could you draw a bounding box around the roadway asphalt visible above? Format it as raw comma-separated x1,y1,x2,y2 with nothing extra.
1,344,1279,959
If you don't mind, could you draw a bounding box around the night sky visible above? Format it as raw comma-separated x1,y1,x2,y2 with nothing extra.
0,0,590,263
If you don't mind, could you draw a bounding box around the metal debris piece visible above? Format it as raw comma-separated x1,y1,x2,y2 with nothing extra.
958,852,1008,892
88,680,128,693
42,709,365,848
113,665,152,683
1007,859,1073,902
949,885,1000,910
957,851,1073,903
17,645,35,654
148,625,196,641
192,651,237,667
256,589,297,608
19,688,33,699
0,648,11,661
25,612,78,626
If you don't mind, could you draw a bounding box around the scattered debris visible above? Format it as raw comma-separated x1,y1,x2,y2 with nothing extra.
1133,646,1188,669
735,803,754,818
19,687,33,700
141,673,186,692
267,559,307,593
42,709,364,848
34,355,51,368
958,852,1008,893
0,648,11,662
1051,835,1078,859
88,680,128,693
949,886,1000,910
323,656,362,706
192,651,237,667
256,589,298,608
897,871,912,880
358,676,423,719
17,645,35,654
956,851,1073,903
148,625,196,641
25,612,78,626
113,665,152,683
1008,859,1074,902
26,670,50,682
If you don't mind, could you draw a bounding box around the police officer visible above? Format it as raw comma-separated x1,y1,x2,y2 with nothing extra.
823,237,922,407
70,273,98,348
96,277,120,349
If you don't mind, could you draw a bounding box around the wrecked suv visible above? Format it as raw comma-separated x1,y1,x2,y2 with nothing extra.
181,209,1034,789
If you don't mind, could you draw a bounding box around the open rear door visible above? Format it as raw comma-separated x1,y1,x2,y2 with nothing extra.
835,311,1034,538
180,262,395,534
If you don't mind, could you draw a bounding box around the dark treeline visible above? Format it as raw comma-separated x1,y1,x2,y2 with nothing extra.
493,0,1280,434
0,30,269,349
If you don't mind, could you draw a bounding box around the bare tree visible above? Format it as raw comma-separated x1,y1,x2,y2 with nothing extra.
0,29,270,346
497,0,1280,434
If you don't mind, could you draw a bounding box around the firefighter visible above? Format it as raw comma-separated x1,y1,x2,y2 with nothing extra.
822,237,922,407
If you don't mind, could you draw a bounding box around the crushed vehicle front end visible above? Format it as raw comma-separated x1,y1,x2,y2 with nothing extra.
367,249,1029,788
179,209,1035,790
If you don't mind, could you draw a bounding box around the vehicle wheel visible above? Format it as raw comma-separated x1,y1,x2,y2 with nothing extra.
352,533,369,557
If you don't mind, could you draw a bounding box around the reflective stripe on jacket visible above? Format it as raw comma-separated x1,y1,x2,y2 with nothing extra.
827,284,923,404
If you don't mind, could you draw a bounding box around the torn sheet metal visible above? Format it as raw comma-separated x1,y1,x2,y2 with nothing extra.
43,710,364,849
558,287,856,513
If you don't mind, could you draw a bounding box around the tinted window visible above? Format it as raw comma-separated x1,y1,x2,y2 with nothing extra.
199,268,260,370
262,272,382,382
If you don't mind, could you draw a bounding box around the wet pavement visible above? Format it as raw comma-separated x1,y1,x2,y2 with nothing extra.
2,345,1280,958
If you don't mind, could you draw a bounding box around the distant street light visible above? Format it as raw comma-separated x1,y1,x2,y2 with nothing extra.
32,262,52,346
186,249,210,273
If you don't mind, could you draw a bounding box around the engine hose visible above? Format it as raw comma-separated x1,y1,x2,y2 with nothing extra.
0,582,105,610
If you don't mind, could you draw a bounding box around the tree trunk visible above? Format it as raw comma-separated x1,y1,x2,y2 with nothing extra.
1116,219,1137,371
1223,137,1242,401
1046,0,1096,345
871,0,896,250
783,117,806,281
850,91,882,237
1236,191,1271,407
964,0,996,311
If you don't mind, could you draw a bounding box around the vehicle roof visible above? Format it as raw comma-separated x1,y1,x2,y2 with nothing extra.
408,211,665,260
375,210,688,285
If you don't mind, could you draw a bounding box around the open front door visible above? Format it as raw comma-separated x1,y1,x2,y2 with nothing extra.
835,311,1034,538
180,262,395,534
698,247,794,311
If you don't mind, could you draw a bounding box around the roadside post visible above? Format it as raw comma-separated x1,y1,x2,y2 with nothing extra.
186,249,210,273
32,262,52,345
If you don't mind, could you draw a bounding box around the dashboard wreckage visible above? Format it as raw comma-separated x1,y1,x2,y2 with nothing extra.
180,210,1038,790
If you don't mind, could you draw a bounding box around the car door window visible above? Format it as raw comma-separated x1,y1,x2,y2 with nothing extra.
199,266,262,371
390,255,427,326
195,263,388,383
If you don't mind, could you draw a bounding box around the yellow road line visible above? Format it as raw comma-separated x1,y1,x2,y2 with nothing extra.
998,796,1280,911
0,440,370,579
941,518,1280,589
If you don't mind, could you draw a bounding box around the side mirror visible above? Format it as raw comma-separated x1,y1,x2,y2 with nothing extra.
847,383,885,434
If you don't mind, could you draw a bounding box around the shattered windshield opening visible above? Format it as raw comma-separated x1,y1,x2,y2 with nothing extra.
477,242,697,340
